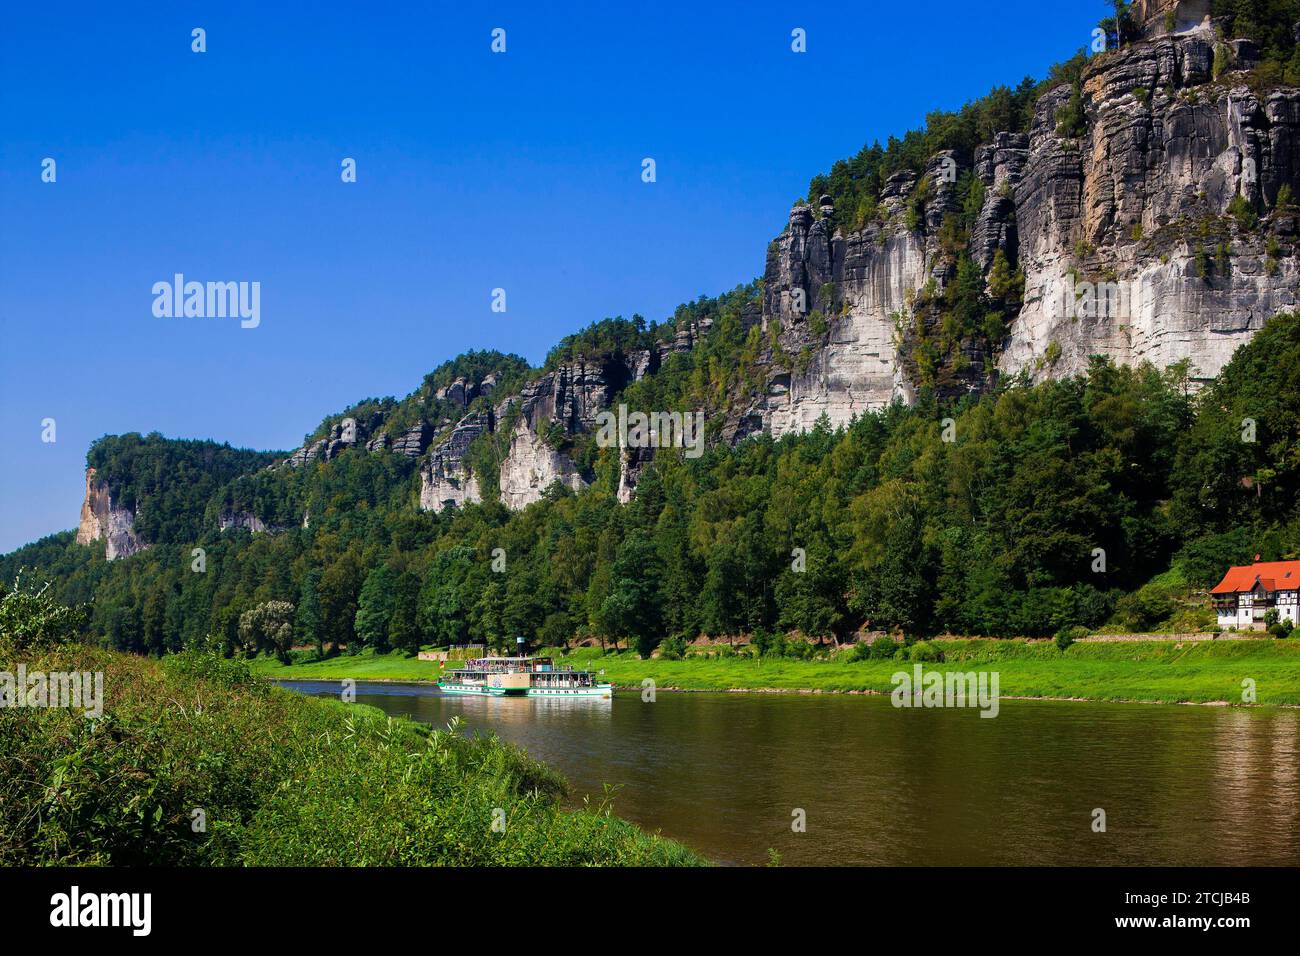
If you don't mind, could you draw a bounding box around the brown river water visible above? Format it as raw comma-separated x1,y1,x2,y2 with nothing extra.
279,681,1300,866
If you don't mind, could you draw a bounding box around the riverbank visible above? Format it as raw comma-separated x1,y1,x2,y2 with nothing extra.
250,639,1300,706
0,643,703,866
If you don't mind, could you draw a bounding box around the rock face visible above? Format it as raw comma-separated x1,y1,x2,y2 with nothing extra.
732,22,1298,436
498,419,587,509
1132,0,1212,38
1003,35,1300,383
75,468,146,560
417,356,653,512
495,357,646,508
150,14,1299,526
419,411,492,513
750,201,922,438
218,510,273,533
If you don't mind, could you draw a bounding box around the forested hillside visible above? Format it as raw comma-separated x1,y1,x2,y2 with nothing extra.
7,1,1300,659
6,311,1298,657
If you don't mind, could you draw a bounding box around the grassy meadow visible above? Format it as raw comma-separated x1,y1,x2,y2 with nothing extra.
250,638,1300,706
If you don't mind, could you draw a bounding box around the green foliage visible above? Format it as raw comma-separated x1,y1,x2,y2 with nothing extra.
1055,625,1088,651
0,639,701,866
869,637,901,660
87,433,281,544
0,577,88,652
1229,193,1259,230
1097,2,1139,49
658,636,688,660
1172,311,1300,535
544,316,657,372
1113,585,1176,632
1216,0,1300,84
1055,79,1088,138
237,600,295,662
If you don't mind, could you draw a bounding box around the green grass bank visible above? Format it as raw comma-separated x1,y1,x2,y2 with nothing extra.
0,643,703,866
250,639,1300,706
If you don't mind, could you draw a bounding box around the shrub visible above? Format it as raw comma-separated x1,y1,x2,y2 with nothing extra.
0,577,88,652
1055,625,1088,651
907,640,944,663
1229,194,1259,231
1114,586,1176,632
870,637,901,660
657,636,687,661
161,650,261,691
781,638,816,660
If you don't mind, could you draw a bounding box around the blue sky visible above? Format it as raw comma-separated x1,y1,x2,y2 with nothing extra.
0,0,1104,552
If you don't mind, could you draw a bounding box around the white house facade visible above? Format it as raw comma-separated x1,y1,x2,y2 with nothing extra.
1211,560,1300,631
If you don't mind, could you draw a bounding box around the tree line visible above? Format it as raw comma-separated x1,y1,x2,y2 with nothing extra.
5,311,1298,659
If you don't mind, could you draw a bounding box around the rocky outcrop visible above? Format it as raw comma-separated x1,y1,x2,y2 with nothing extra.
1003,35,1300,383
418,411,492,512
508,359,634,434
366,421,433,458
971,133,1030,270
731,192,923,440
284,413,382,467
75,468,147,560
415,355,657,512
498,419,588,509
218,510,274,533
728,20,1299,438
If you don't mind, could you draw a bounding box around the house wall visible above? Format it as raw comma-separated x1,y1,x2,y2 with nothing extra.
1219,590,1300,629
1280,590,1299,626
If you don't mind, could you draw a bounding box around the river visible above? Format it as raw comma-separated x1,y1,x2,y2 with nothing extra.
278,680,1300,866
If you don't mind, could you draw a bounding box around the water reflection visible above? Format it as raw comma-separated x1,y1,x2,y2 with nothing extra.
277,680,1300,866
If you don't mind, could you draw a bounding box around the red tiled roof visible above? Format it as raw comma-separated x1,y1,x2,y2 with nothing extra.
1210,561,1300,595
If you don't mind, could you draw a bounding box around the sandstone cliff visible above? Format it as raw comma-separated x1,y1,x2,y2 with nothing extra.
73,3,1300,554
419,357,648,513
737,13,1298,439
75,468,147,560
1005,31,1299,383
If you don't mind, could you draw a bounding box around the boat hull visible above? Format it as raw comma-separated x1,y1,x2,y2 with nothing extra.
437,682,613,699
438,682,517,697
526,684,613,699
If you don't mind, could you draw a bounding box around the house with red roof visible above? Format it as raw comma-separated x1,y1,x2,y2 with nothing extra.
1210,559,1300,630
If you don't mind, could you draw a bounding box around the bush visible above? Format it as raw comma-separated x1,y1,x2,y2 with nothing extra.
1229,194,1259,231
907,640,944,663
657,636,688,661
1114,586,1176,632
1055,625,1088,651
870,637,901,660
0,577,88,652
161,650,262,691
783,638,817,660
1269,621,1293,640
